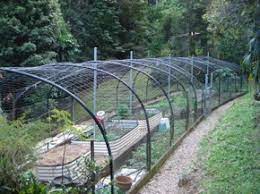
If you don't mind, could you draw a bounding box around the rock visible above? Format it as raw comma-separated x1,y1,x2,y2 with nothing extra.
178,174,191,187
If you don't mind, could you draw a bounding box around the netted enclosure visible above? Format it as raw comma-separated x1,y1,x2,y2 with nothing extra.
0,54,247,193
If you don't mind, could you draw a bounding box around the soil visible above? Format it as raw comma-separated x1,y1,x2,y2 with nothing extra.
140,98,238,194
37,143,89,166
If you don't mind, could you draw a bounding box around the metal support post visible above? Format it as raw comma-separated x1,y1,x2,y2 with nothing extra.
168,56,171,97
129,51,133,115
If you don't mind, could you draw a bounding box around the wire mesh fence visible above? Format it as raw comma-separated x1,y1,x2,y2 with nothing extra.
0,52,247,193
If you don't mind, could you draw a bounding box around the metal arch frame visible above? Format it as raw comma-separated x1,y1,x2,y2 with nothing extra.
158,57,204,80
170,57,236,77
11,67,85,119
165,57,205,72
97,60,190,130
203,56,241,72
117,59,192,123
131,58,201,86
210,69,241,95
0,67,115,194
95,61,176,145
49,63,153,172
112,59,192,97
131,58,198,121
150,57,200,95
86,61,175,144
95,60,175,115
114,71,142,109
181,57,224,71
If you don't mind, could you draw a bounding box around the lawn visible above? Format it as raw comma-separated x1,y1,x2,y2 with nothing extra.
199,94,260,193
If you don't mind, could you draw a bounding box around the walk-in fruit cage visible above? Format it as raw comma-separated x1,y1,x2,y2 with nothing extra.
0,52,247,193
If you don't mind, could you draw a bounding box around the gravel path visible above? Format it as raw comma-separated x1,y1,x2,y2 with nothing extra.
140,99,237,194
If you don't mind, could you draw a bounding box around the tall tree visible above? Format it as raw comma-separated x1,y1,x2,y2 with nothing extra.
60,0,123,60
0,0,78,67
117,0,148,58
204,0,256,63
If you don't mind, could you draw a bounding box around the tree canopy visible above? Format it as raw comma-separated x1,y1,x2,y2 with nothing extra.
0,0,258,66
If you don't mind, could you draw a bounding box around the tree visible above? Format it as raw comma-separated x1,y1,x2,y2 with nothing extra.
243,1,260,100
0,0,78,67
60,0,123,60
146,0,186,56
117,0,149,58
204,0,256,63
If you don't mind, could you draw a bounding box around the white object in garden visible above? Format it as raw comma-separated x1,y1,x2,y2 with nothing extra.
159,118,170,131
97,110,106,128
96,110,106,120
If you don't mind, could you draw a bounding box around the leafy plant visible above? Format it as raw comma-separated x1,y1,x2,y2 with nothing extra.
243,30,260,100
19,172,48,194
0,116,50,193
117,104,129,119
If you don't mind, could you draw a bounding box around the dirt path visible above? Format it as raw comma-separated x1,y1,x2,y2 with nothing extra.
140,98,238,194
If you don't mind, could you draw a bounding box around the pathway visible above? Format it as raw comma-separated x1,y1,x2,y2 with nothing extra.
140,98,238,194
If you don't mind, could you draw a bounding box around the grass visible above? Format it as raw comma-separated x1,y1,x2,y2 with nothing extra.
122,119,186,169
73,72,184,122
199,94,260,193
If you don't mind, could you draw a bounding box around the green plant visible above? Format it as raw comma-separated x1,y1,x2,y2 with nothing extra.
242,1,260,100
0,116,50,193
19,172,48,194
243,31,260,100
199,94,260,193
117,104,129,119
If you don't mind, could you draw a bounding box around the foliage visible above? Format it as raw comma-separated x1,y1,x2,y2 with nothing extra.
0,0,257,65
117,0,148,58
204,0,257,63
146,0,186,56
19,172,48,194
0,0,78,67
126,119,186,169
0,109,78,194
0,116,50,193
242,2,260,98
199,94,260,193
60,0,124,60
117,104,129,119
215,68,235,78
126,130,168,168
48,108,73,130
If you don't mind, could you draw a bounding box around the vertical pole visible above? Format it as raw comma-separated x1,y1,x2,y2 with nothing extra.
204,73,208,116
90,140,95,194
210,72,214,110
71,96,75,122
0,91,3,116
168,56,171,97
93,47,97,139
129,51,133,115
210,73,213,88
205,52,210,115
207,52,210,76
234,76,237,92
218,76,221,105
92,47,97,194
12,97,16,120
240,75,243,92
191,55,194,83
228,77,231,98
